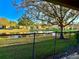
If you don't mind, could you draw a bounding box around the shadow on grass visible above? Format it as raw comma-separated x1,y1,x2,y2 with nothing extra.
0,39,77,59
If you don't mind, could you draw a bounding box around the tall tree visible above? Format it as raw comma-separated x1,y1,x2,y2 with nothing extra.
13,0,79,39
18,15,34,28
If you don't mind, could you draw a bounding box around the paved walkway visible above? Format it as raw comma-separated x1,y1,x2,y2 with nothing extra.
46,46,79,59
61,52,79,59
47,53,79,59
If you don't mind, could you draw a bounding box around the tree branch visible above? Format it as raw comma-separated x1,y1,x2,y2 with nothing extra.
63,9,70,19
64,14,79,27
48,2,60,19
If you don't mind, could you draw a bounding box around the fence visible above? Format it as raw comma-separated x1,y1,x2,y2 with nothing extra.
0,31,78,59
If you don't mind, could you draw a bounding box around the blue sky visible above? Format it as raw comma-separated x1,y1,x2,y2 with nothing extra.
0,0,79,23
0,0,24,22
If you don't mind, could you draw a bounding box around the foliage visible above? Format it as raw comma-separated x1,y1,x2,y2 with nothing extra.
13,0,79,39
0,18,17,29
0,18,10,25
13,0,79,27
18,15,35,27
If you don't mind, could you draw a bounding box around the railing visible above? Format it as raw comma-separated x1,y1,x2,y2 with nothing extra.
0,31,78,59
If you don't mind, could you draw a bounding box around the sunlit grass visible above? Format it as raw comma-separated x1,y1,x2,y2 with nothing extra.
0,34,53,47
0,32,77,59
0,38,77,59
0,29,28,34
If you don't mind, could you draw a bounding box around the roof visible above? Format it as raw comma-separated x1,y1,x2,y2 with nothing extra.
45,0,79,10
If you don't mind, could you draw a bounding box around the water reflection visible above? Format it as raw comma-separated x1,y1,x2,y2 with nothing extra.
8,35,21,39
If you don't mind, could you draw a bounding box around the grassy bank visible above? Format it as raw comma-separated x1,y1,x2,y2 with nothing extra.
0,38,77,59
0,29,28,34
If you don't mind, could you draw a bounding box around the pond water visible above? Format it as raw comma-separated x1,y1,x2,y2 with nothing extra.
8,35,22,39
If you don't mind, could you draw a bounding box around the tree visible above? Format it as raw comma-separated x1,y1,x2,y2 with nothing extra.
9,21,17,29
0,18,10,26
18,14,35,29
13,0,79,39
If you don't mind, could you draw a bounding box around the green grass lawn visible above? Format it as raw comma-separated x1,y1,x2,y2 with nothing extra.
0,38,77,59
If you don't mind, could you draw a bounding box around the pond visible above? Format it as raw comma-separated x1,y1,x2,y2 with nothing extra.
8,35,21,39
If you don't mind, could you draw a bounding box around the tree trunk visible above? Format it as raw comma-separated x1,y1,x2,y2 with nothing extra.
60,25,64,39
